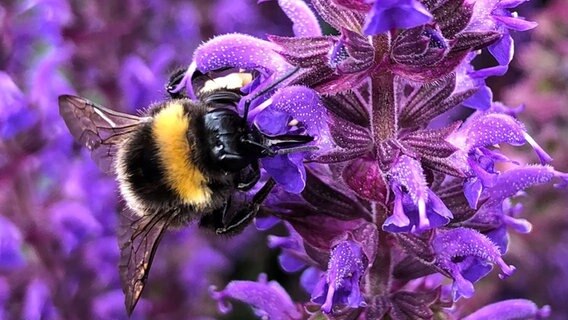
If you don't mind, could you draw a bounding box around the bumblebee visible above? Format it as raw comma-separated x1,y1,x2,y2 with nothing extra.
58,67,312,315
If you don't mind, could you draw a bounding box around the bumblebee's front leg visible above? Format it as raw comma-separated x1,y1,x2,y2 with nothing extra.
216,178,276,235
236,161,261,191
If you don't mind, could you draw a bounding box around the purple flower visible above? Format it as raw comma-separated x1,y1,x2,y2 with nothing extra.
433,228,516,300
210,274,302,320
93,290,147,320
48,200,103,254
261,0,322,37
311,240,367,313
447,110,554,207
268,223,312,272
385,155,453,232
483,165,568,203
468,0,538,66
463,299,551,320
364,0,433,35
456,53,509,110
4,0,566,318
449,112,551,165
23,280,59,320
0,72,38,139
187,30,328,193
0,216,25,270
119,49,175,111
253,86,330,193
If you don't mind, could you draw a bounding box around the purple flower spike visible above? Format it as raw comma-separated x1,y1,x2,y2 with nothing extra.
192,34,290,76
433,228,516,300
264,0,322,37
311,240,367,313
463,299,551,320
210,274,302,320
364,0,433,35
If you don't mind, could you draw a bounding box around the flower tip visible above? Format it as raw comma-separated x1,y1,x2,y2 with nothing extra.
454,277,475,300
553,171,568,189
257,273,268,283
209,286,233,314
515,219,532,234
497,260,516,279
503,215,532,233
538,305,551,319
523,132,553,164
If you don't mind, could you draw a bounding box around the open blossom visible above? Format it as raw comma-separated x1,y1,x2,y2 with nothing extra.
311,240,368,313
433,227,516,299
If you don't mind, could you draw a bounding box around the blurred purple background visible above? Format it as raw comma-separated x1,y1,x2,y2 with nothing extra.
0,0,566,319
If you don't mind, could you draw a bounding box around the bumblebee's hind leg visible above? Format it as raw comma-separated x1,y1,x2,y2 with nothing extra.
216,178,276,235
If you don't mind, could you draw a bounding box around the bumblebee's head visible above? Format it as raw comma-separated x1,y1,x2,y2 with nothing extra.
198,102,315,174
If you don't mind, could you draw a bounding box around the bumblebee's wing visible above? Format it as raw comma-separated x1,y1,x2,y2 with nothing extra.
118,208,176,316
58,95,147,174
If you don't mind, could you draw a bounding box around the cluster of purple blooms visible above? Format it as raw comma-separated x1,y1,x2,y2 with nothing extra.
0,0,565,319
193,0,564,318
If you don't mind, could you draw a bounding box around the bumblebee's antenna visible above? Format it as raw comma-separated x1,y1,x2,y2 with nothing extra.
242,66,301,122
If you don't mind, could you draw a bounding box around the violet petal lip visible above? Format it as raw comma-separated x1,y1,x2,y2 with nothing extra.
463,299,551,320
192,33,290,76
363,0,433,35
265,0,323,37
433,228,516,300
311,240,367,313
210,274,302,320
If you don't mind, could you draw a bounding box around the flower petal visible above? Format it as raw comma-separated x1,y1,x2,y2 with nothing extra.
311,240,367,313
488,32,514,66
433,228,515,299
193,34,290,75
364,0,433,35
210,274,302,320
463,299,551,320
0,216,25,270
272,0,322,37
484,165,559,203
261,153,306,193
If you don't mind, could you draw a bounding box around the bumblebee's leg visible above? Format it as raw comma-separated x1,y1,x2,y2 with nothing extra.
236,161,261,191
242,67,300,122
198,198,232,231
166,67,189,99
216,178,276,235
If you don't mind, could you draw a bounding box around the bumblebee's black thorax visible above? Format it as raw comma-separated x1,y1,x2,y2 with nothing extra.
191,107,257,173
